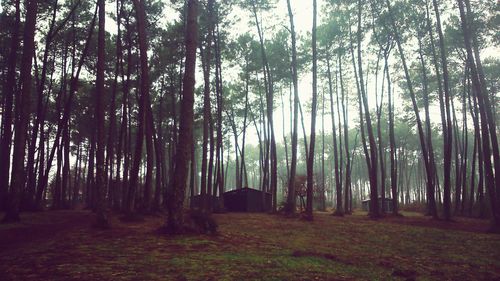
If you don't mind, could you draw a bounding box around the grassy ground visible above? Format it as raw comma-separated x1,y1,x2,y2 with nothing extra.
0,210,499,281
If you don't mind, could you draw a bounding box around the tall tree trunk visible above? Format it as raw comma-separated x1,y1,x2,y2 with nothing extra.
464,0,500,189
93,0,109,228
348,21,370,214
62,117,71,208
118,12,132,211
417,35,438,218
251,2,277,212
153,81,165,211
339,53,352,214
214,19,225,209
452,97,462,214
305,0,318,220
86,132,96,208
105,0,123,210
374,51,386,214
3,0,38,223
320,89,325,212
387,0,437,220
25,0,62,209
357,0,378,218
429,0,453,221
460,67,469,215
468,89,479,216
286,0,299,215
385,52,398,215
457,0,500,231
200,0,215,211
327,57,342,216
0,0,20,211
36,4,98,208
126,0,151,216
166,0,198,234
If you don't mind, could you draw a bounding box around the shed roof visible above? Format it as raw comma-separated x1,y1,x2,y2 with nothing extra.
224,187,271,195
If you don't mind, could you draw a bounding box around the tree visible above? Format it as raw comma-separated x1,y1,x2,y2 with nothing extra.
431,0,453,221
323,40,342,215
2,0,38,223
286,0,299,215
0,0,20,212
305,0,318,221
166,0,198,234
386,0,438,220
456,0,500,232
353,0,379,218
93,0,109,228
200,0,215,212
126,0,149,216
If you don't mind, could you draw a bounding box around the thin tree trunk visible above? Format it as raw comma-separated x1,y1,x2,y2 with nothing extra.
286,0,299,215
417,35,438,217
327,57,342,216
357,0,378,218
305,0,318,221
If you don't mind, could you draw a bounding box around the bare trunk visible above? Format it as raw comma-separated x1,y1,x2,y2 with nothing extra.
166,0,198,234
3,0,38,223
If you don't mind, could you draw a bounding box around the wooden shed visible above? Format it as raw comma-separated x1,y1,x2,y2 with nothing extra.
223,187,272,212
361,198,394,213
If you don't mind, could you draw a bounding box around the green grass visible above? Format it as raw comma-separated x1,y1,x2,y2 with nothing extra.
0,210,499,280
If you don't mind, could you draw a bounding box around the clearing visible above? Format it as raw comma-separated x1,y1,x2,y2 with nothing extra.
0,210,499,280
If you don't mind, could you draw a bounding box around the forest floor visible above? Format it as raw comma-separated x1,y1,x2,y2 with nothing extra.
0,209,499,281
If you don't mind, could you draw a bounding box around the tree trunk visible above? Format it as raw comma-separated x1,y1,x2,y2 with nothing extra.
105,0,123,210
339,53,352,214
305,0,318,221
93,0,109,228
3,0,38,223
0,0,20,211
36,4,98,208
387,0,438,220
286,0,299,215
457,0,500,231
166,0,198,234
417,35,438,218
385,52,398,215
200,0,214,211
357,0,378,218
327,57,342,216
430,0,453,221
251,2,277,212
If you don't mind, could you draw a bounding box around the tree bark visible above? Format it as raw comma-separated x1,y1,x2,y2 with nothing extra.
166,0,198,234
3,0,38,223
305,0,318,220
457,0,500,231
286,0,299,215
327,57,342,216
0,0,20,211
93,0,109,228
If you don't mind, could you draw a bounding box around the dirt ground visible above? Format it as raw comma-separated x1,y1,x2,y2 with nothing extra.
0,209,499,281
